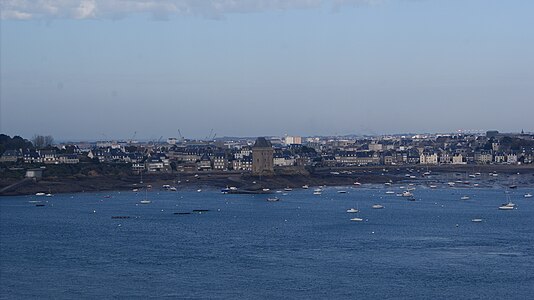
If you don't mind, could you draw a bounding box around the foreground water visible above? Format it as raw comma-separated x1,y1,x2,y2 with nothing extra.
1,185,534,299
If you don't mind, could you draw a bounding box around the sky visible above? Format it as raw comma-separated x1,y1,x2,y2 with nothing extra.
1,0,533,141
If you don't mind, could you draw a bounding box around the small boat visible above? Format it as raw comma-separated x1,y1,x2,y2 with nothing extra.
353,182,361,186
313,191,322,195
461,196,470,200
402,191,413,197
384,182,392,186
447,182,455,187
429,185,437,189
473,184,480,187
140,200,151,204
267,197,279,202
284,187,293,192
471,218,483,223
350,217,364,222
262,188,270,192
337,190,347,194
509,185,517,189
499,199,515,210
346,208,359,213
302,185,309,189
407,197,416,201
35,192,46,196
169,187,177,191
35,204,45,207
132,189,139,192
498,205,514,210
197,189,202,192
385,191,395,194
103,195,112,198
45,193,53,197
524,193,533,198
372,204,384,209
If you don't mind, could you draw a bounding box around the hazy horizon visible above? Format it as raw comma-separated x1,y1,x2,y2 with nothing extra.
1,0,533,140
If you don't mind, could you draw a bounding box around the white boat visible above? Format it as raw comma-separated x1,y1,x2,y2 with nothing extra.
35,192,46,196
429,185,437,189
132,189,139,192
372,204,384,209
407,187,416,191
385,191,395,194
498,205,514,210
447,182,455,187
262,188,270,192
302,185,309,189
524,193,533,198
471,218,483,223
350,217,364,222
402,191,413,197
337,190,347,194
267,197,279,202
169,187,177,191
313,191,322,195
284,187,293,192
140,186,151,204
499,199,515,210
346,208,359,213
461,196,470,200
353,182,361,186
45,193,53,197
197,189,202,192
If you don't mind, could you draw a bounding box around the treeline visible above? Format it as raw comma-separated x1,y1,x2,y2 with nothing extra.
0,134,55,154
0,134,33,154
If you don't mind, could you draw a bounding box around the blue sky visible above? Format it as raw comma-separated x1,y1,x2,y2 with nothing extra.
1,0,533,140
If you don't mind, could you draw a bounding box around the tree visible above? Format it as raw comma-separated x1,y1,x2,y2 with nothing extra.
32,135,54,149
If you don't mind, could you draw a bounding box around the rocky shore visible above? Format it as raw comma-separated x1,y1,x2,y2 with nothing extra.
1,164,533,196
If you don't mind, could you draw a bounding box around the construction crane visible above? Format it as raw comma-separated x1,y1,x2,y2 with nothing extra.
177,129,184,142
129,131,137,144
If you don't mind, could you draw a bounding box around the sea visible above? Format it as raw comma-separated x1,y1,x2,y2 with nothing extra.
1,185,533,299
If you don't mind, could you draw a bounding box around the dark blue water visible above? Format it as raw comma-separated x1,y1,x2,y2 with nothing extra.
1,185,534,299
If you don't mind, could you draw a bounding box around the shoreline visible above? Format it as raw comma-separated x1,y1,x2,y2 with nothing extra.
1,164,533,196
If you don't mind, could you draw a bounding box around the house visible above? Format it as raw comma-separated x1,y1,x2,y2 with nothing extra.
213,153,228,170
475,151,493,164
452,154,466,165
233,155,252,171
59,154,80,164
22,150,42,163
494,152,506,164
145,156,166,172
0,149,22,163
40,149,59,164
507,153,518,164
419,152,438,165
198,153,213,171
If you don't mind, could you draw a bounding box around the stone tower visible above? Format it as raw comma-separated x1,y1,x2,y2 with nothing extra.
252,137,274,176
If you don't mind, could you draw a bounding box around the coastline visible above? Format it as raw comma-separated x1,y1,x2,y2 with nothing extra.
1,164,533,196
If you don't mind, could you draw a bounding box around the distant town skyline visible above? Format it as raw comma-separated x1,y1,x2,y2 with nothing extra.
1,0,533,140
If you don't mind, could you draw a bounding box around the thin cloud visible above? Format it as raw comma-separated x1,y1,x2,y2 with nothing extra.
1,0,380,20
